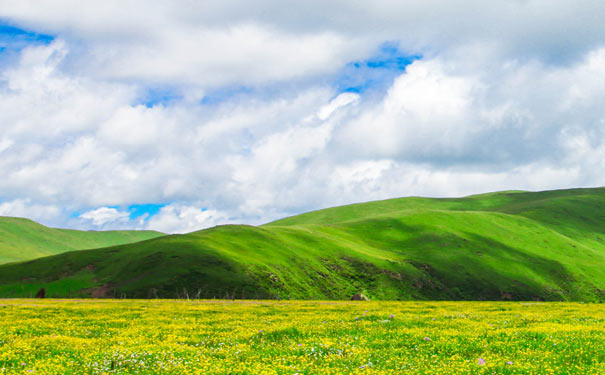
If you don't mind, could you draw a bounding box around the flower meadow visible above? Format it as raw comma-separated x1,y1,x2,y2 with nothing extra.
0,300,603,374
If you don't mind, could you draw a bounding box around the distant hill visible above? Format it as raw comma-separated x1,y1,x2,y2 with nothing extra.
0,187,603,301
0,216,164,264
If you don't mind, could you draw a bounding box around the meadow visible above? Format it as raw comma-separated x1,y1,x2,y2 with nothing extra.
0,300,602,374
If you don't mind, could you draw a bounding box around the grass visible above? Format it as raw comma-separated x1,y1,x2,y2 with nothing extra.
0,187,603,301
0,299,602,374
0,216,164,264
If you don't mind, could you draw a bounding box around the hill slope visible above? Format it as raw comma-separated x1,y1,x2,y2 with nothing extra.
0,216,165,264
0,188,603,301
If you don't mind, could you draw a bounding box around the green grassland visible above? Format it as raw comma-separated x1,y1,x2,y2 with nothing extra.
0,187,603,301
0,300,602,374
0,216,164,264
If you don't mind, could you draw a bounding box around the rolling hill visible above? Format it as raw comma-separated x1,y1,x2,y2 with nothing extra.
0,187,603,301
0,216,164,264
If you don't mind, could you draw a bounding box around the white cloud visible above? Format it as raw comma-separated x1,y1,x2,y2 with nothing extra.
386,60,473,120
2,3,372,87
0,41,136,138
2,1,605,87
329,160,396,199
88,25,362,87
0,2,605,232
79,207,130,227
97,105,175,148
317,92,360,121
0,199,60,225
338,50,605,168
0,138,14,153
339,59,479,158
146,204,232,234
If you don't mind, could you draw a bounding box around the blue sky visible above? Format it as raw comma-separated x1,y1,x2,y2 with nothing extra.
128,203,165,220
0,22,54,69
139,42,418,109
0,23,54,45
0,23,53,57
335,43,420,94
0,1,604,233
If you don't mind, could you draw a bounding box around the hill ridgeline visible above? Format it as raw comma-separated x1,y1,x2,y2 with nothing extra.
0,216,164,264
0,187,603,301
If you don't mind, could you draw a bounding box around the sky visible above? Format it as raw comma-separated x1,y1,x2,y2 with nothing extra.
0,1,604,233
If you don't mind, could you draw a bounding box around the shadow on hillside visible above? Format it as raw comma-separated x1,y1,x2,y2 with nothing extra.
341,217,583,301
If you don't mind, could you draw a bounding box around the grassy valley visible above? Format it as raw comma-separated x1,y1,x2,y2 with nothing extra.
0,188,603,301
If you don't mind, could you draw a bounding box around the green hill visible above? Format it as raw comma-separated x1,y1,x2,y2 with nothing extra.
0,187,603,301
0,216,165,264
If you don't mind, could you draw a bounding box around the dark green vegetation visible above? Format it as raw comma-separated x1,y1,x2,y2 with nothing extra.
0,216,164,264
0,187,603,301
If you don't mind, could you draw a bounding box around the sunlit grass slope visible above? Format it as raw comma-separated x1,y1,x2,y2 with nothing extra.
0,216,164,264
0,187,603,301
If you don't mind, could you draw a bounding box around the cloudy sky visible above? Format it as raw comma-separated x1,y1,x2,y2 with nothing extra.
0,1,604,233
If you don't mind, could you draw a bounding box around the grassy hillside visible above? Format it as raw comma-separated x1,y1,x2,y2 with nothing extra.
0,188,603,301
0,216,165,264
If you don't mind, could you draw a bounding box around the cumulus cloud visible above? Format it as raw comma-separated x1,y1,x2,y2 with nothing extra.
317,92,360,121
146,204,233,234
1,1,604,89
338,51,605,169
1,2,371,87
79,207,130,227
0,138,13,153
0,1,604,232
338,59,479,160
0,199,60,225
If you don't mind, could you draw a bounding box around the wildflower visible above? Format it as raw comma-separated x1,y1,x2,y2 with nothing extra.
478,358,486,365
390,314,395,319
423,337,431,341
506,361,513,365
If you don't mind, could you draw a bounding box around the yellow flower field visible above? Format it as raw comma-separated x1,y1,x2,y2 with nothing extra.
0,300,602,374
